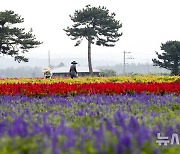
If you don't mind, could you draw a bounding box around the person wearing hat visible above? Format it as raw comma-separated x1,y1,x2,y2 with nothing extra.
42,67,51,79
69,61,78,79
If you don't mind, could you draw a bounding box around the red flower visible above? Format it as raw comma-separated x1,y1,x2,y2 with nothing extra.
0,82,179,96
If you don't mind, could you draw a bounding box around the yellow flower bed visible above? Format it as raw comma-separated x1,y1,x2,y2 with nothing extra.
0,75,179,84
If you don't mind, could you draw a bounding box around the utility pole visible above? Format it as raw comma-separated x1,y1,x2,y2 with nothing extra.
122,51,131,75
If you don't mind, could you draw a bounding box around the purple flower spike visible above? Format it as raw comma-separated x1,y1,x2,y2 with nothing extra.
114,110,127,130
128,116,139,133
116,138,123,154
137,127,150,147
8,117,28,137
121,134,132,149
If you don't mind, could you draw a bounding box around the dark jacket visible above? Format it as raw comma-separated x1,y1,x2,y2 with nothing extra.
69,64,77,78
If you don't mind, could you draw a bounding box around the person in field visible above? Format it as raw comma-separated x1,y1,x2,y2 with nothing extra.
42,67,51,79
69,61,78,79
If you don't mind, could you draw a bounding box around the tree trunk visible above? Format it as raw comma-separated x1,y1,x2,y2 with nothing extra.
172,59,179,75
88,37,93,75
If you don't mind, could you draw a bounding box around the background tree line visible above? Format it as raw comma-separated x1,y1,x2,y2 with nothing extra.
0,66,43,78
0,63,170,78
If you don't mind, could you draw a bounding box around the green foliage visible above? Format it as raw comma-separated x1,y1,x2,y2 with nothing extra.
0,136,38,154
0,10,41,63
100,69,116,76
169,104,180,111
152,40,180,75
85,140,96,154
64,5,122,47
162,146,180,154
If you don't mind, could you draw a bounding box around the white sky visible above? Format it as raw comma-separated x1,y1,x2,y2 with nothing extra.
1,0,180,64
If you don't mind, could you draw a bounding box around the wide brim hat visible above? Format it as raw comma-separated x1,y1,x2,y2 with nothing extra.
42,67,51,73
71,61,78,64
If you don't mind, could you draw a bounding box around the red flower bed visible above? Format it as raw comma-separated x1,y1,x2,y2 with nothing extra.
0,82,179,96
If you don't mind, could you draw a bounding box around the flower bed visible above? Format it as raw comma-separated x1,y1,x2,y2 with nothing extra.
0,94,179,153
0,75,179,84
0,77,179,154
0,82,179,96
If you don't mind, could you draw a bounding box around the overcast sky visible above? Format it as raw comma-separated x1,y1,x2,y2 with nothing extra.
1,0,180,65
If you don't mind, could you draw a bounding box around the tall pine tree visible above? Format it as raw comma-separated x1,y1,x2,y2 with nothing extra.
0,10,41,63
152,40,180,75
64,5,122,75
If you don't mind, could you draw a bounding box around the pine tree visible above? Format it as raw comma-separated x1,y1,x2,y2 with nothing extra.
64,5,122,75
152,40,180,75
0,10,41,63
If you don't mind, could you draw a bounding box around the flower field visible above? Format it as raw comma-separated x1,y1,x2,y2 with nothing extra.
0,75,179,84
0,76,179,154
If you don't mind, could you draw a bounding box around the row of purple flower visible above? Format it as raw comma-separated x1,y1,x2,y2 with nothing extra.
0,94,179,153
